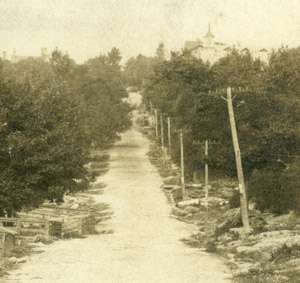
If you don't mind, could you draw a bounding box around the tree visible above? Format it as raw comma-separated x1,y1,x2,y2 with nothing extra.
79,48,132,148
0,47,132,214
143,51,213,178
155,42,166,62
144,45,300,214
0,79,89,213
123,54,155,89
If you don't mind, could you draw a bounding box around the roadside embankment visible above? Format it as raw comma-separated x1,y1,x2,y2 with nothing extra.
143,123,300,283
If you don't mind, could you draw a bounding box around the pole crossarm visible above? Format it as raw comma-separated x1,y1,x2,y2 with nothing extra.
192,140,220,145
193,140,220,150
173,129,192,134
195,86,262,101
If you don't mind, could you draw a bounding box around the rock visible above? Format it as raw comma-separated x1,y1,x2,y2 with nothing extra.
184,206,199,214
189,183,203,188
234,262,258,275
235,231,300,262
285,236,300,248
221,208,241,220
218,232,235,243
163,176,175,181
34,235,54,245
7,257,17,264
286,258,300,268
216,245,230,255
216,208,242,236
229,227,245,236
16,257,27,264
265,212,300,231
70,203,79,209
177,199,199,208
171,164,178,170
163,176,177,185
259,251,273,261
172,207,189,217
161,184,174,190
236,246,272,261
247,230,296,241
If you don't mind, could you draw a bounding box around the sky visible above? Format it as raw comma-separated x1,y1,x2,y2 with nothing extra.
1,0,300,64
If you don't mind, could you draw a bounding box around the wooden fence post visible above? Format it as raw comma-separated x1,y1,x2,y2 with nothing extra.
17,219,21,242
2,233,6,257
45,220,50,236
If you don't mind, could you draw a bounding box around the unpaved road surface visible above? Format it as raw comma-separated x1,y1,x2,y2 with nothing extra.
4,93,231,283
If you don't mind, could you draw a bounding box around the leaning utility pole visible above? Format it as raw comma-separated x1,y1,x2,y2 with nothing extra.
226,87,250,234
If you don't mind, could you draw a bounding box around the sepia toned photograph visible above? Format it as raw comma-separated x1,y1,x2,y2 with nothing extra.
1,1,300,282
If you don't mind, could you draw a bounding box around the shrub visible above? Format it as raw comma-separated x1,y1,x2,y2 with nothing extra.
249,163,300,214
229,190,241,209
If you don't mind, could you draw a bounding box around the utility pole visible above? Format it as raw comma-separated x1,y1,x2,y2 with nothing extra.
160,114,165,151
149,101,154,127
204,139,209,201
180,130,186,200
154,109,158,141
226,87,250,234
167,117,171,154
193,139,220,204
173,128,191,200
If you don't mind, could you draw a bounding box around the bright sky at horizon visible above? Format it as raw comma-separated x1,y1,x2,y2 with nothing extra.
0,0,300,64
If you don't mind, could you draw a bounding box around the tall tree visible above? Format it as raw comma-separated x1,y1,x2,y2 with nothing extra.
155,42,166,62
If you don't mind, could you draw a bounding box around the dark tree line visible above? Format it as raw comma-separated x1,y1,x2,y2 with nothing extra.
134,44,300,214
0,47,131,215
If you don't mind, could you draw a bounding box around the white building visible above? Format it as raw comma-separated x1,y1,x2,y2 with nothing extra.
9,47,50,63
185,25,269,64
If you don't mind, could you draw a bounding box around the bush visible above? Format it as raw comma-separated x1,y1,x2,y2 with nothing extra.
205,240,217,253
249,163,300,214
229,190,241,209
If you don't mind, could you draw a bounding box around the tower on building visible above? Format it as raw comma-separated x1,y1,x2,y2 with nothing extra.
203,23,215,47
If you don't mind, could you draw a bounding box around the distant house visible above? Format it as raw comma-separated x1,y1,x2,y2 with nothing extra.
185,24,229,64
10,47,50,63
185,40,203,51
184,24,270,64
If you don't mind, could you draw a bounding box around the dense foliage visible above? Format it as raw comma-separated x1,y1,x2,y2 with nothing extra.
0,48,131,214
122,43,166,90
142,45,300,214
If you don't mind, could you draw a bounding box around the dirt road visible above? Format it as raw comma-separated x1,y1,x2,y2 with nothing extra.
4,93,231,283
